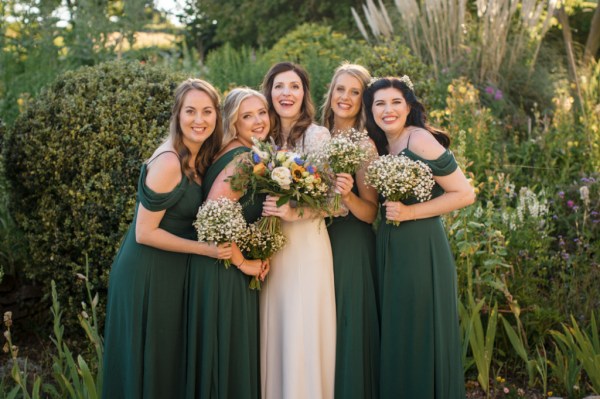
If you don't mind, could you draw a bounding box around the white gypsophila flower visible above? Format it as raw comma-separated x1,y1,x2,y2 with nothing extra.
365,154,435,204
194,198,247,245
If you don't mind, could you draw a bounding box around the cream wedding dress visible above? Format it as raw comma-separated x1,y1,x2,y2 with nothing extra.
260,124,336,399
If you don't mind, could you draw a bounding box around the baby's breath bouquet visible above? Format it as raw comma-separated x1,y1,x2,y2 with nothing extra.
237,217,287,290
365,154,435,226
317,129,375,211
229,138,331,235
194,197,247,268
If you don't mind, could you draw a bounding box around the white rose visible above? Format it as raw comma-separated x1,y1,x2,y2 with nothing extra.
271,166,292,189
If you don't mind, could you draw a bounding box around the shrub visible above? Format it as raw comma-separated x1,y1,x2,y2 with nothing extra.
354,37,436,107
3,60,186,323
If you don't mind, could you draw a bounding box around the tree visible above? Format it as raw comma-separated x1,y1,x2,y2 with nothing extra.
183,0,364,49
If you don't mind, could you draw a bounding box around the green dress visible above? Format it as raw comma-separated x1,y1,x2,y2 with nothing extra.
102,158,202,399
327,184,380,399
377,148,466,398
185,147,262,399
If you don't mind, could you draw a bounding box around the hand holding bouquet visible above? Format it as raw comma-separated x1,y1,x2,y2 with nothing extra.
365,154,435,226
194,198,247,268
317,129,375,211
237,217,287,290
229,138,331,235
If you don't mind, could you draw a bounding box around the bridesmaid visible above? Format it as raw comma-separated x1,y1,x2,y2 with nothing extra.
185,87,270,399
102,79,231,399
321,63,380,399
259,62,336,399
364,76,475,398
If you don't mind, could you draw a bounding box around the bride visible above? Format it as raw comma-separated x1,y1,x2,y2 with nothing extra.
259,62,336,399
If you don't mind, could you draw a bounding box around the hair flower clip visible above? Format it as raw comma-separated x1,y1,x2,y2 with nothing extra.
399,75,414,91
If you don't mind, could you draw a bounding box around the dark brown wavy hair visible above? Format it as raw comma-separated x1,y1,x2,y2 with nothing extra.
169,78,223,181
260,62,315,150
363,77,450,155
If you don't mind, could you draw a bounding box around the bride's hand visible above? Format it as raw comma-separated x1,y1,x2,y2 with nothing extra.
262,195,298,221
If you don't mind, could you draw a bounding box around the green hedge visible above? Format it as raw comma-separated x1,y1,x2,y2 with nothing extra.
3,61,186,319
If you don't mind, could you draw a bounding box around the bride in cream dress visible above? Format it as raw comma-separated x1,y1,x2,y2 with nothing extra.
259,62,336,399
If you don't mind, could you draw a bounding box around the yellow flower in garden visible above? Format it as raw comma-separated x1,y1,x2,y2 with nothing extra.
459,86,467,94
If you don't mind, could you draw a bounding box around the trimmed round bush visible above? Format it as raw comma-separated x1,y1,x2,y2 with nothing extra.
4,61,186,319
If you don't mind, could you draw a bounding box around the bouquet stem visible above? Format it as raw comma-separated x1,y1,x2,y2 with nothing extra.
257,215,282,235
249,276,261,290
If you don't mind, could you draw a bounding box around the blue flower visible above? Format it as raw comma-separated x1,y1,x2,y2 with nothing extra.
306,165,316,174
253,153,261,163
294,157,305,165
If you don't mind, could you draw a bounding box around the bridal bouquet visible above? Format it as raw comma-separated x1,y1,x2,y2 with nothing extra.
317,129,375,211
365,154,435,226
193,197,247,268
229,138,331,234
237,217,287,290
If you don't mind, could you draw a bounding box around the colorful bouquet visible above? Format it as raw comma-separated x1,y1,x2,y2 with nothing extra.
229,138,331,234
237,217,287,290
365,154,435,225
317,129,376,211
193,197,247,268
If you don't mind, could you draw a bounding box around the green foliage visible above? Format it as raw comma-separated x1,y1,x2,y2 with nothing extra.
354,37,436,106
1,261,103,398
183,0,363,49
263,23,363,108
204,43,269,92
3,60,185,323
551,313,600,394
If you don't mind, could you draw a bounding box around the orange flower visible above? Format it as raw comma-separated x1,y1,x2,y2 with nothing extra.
253,163,267,176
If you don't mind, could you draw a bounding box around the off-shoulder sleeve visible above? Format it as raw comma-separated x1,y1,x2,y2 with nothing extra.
425,149,458,176
137,164,188,211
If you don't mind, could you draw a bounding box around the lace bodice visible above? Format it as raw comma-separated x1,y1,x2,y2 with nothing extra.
292,124,331,155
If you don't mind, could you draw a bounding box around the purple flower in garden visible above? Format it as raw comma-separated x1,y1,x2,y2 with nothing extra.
573,205,579,211
562,252,570,260
581,177,590,183
494,89,503,100
591,211,599,216
574,238,580,243
552,215,558,220
558,191,565,198
485,86,495,95
567,200,574,208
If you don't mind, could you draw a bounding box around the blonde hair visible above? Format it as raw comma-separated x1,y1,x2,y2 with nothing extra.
222,87,269,148
321,63,371,132
168,78,223,180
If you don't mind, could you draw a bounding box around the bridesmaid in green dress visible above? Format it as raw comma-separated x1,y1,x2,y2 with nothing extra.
363,77,475,398
185,88,270,399
102,79,231,399
320,63,380,399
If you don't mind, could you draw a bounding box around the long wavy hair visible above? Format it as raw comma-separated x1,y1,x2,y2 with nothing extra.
222,87,270,148
260,62,315,150
321,63,371,132
363,77,450,155
168,78,223,180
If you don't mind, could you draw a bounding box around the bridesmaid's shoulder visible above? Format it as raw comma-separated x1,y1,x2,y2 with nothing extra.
407,127,446,160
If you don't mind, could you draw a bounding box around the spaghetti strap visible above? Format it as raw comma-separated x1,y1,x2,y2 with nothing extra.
406,132,413,152
147,150,180,165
